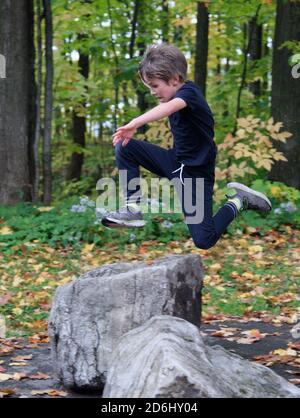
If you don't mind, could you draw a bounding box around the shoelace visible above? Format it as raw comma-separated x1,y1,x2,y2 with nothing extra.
172,163,185,186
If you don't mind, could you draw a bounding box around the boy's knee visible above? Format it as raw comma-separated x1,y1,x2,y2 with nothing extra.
115,141,124,157
115,140,133,158
193,234,216,250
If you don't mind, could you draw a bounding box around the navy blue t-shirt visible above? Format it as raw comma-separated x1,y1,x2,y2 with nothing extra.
168,80,216,166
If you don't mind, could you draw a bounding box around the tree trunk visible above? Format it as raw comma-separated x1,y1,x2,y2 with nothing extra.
0,0,36,204
234,5,261,133
129,0,147,131
161,0,169,42
268,0,300,189
248,16,262,97
194,1,209,96
66,40,89,181
43,0,53,204
33,0,43,202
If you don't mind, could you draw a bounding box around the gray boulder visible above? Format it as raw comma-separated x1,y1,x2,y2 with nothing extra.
103,315,300,398
48,254,204,391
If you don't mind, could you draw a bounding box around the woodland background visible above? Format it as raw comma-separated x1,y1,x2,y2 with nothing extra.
0,0,299,337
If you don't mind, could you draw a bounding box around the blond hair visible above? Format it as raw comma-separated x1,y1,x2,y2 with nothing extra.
139,44,187,84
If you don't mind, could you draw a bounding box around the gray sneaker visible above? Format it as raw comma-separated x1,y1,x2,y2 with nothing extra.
101,205,146,228
227,182,272,212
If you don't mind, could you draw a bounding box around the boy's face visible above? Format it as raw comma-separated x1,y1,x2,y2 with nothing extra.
142,76,183,103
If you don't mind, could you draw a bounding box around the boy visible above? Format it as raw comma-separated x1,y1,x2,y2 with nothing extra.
101,44,271,250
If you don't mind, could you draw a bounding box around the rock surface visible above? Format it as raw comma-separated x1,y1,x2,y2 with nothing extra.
103,315,300,398
48,255,203,390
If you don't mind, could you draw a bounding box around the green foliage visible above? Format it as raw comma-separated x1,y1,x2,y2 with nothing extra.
222,179,300,236
1,179,299,258
250,179,300,204
0,199,189,254
0,199,97,253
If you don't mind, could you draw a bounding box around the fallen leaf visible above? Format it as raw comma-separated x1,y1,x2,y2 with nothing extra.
248,245,263,254
29,372,51,380
0,373,13,381
0,346,14,356
81,243,95,254
0,292,13,305
286,370,300,375
273,348,297,357
36,207,54,212
236,337,259,345
0,226,13,235
11,354,33,361
31,389,68,397
13,372,27,381
289,342,300,351
28,334,49,344
0,388,16,398
288,379,300,385
211,330,235,338
241,329,265,340
9,362,28,367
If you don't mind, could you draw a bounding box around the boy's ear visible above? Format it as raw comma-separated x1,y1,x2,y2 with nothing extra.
171,75,180,86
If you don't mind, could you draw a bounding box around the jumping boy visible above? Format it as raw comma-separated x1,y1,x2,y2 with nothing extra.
101,44,271,250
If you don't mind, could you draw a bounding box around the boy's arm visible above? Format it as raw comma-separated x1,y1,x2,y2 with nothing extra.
132,98,186,128
112,98,187,147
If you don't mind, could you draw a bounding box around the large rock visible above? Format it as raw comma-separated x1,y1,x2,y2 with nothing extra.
103,315,300,398
48,254,203,391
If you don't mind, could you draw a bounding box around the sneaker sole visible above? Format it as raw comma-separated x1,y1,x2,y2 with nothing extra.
227,182,272,210
103,217,146,228
101,218,127,229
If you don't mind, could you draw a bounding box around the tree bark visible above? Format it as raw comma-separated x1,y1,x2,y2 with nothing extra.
268,0,300,189
194,1,209,96
43,0,53,204
248,16,262,97
67,43,89,181
107,0,119,130
161,0,169,42
0,0,36,204
33,0,43,202
234,5,261,134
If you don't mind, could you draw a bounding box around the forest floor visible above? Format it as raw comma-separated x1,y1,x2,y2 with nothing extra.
0,319,299,398
0,224,300,397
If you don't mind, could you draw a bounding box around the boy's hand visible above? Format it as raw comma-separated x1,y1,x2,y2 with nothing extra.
112,120,138,147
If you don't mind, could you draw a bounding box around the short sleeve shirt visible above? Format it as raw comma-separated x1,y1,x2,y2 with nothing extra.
168,81,216,166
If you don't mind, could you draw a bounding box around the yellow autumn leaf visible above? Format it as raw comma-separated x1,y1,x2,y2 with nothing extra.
12,307,23,316
274,153,288,162
37,207,54,212
242,272,255,280
210,263,222,272
248,245,263,253
0,226,13,235
238,118,250,128
234,151,243,159
173,248,183,254
12,276,23,287
273,348,297,357
270,186,281,197
237,238,248,248
81,243,95,253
